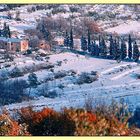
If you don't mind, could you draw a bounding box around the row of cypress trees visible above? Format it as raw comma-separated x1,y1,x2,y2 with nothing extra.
64,29,139,62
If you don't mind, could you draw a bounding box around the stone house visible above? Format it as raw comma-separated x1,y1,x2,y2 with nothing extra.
0,37,28,52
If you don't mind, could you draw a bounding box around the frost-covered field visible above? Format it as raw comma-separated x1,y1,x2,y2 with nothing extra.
2,52,140,112
0,4,139,112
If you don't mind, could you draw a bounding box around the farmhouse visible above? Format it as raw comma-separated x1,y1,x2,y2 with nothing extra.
0,37,28,52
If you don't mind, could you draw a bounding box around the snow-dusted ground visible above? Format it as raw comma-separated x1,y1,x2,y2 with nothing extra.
2,52,140,112
105,20,140,35
0,4,140,39
0,4,140,112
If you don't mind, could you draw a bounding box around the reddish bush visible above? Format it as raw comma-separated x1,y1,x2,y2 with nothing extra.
5,105,140,136
32,108,55,124
19,107,55,124
18,107,75,136
0,114,30,136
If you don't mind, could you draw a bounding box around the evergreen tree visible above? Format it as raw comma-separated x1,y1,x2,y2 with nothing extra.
64,30,69,48
109,35,114,56
91,41,99,56
37,20,51,42
3,22,7,37
69,28,74,50
81,35,87,52
113,39,118,59
95,44,100,56
94,41,99,56
101,38,107,57
28,72,38,88
3,22,11,38
87,29,91,52
128,34,132,59
115,40,121,62
28,72,38,96
91,41,96,56
121,39,127,60
6,25,11,38
133,41,139,62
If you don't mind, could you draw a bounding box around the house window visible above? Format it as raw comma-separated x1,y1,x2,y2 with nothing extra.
5,42,7,45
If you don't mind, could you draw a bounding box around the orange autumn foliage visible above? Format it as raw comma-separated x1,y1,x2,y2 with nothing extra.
0,114,30,136
32,108,55,123
19,107,55,124
86,112,96,122
16,107,140,136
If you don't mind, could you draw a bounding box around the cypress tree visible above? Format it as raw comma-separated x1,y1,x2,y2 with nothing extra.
69,28,74,50
121,39,127,60
37,20,51,41
101,38,107,57
3,22,7,37
94,41,99,56
81,35,87,52
3,23,11,38
64,30,69,48
128,34,132,59
109,35,114,57
113,38,117,59
116,39,121,61
91,41,97,56
133,41,139,62
87,29,91,52
6,25,11,38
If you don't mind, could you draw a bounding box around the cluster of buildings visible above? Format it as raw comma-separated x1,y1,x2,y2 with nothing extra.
0,35,65,53
0,37,29,52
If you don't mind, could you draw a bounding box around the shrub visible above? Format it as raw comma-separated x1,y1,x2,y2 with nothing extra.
19,107,55,125
64,107,131,136
68,70,77,76
10,67,24,78
54,70,67,79
56,61,62,66
52,7,67,15
16,104,140,136
135,74,140,79
44,90,58,98
58,84,65,90
0,79,29,105
42,63,54,69
77,72,98,85
129,106,140,128
30,113,75,136
0,69,9,80
26,49,32,54
18,107,75,136
0,113,30,136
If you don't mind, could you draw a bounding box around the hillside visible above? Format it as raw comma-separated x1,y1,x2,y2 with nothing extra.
0,4,139,37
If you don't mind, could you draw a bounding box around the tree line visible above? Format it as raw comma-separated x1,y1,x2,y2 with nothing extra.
64,29,139,62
